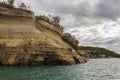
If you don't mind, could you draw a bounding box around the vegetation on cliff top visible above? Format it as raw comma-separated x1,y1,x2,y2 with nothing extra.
36,15,79,49
0,0,14,8
0,0,27,9
62,33,79,49
77,46,120,58
36,15,61,27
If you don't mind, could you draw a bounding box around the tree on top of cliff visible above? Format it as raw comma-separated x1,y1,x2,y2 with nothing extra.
19,2,27,10
36,15,49,22
52,16,60,24
0,0,14,8
0,0,29,10
7,0,14,6
62,33,79,49
36,15,64,33
36,15,61,26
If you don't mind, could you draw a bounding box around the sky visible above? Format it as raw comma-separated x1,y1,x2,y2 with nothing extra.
1,0,120,53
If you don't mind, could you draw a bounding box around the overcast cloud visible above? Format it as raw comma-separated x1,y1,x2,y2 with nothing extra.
1,0,119,53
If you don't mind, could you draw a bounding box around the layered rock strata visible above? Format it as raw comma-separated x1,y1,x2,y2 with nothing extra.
0,7,86,66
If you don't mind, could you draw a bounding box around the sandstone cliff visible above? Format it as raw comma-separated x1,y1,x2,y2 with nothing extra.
0,7,86,66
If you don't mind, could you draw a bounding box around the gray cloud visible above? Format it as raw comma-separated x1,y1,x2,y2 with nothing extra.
97,0,120,20
16,0,120,26
34,0,120,26
68,25,120,53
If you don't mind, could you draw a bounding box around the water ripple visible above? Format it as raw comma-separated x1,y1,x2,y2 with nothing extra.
0,58,120,80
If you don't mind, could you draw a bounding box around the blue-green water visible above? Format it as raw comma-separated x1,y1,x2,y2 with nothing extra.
0,59,120,80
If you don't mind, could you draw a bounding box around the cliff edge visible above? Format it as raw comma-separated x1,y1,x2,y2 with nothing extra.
0,7,87,66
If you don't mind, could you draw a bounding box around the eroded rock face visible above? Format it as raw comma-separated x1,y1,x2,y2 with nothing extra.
0,7,87,66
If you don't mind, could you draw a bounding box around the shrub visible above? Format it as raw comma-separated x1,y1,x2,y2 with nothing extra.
7,0,14,6
36,15,61,26
36,15,64,34
62,33,79,49
52,16,60,24
0,0,27,9
19,2,27,9
0,1,14,8
36,15,50,22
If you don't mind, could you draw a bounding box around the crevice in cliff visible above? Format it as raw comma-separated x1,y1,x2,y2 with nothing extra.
72,56,80,64
42,59,71,65
0,61,2,66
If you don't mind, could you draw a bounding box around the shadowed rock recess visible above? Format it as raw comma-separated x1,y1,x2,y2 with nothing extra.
0,7,87,66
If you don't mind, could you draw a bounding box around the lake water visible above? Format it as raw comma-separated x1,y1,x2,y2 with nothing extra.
0,59,120,80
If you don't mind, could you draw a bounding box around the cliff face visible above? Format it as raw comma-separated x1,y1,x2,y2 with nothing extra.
0,7,86,66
